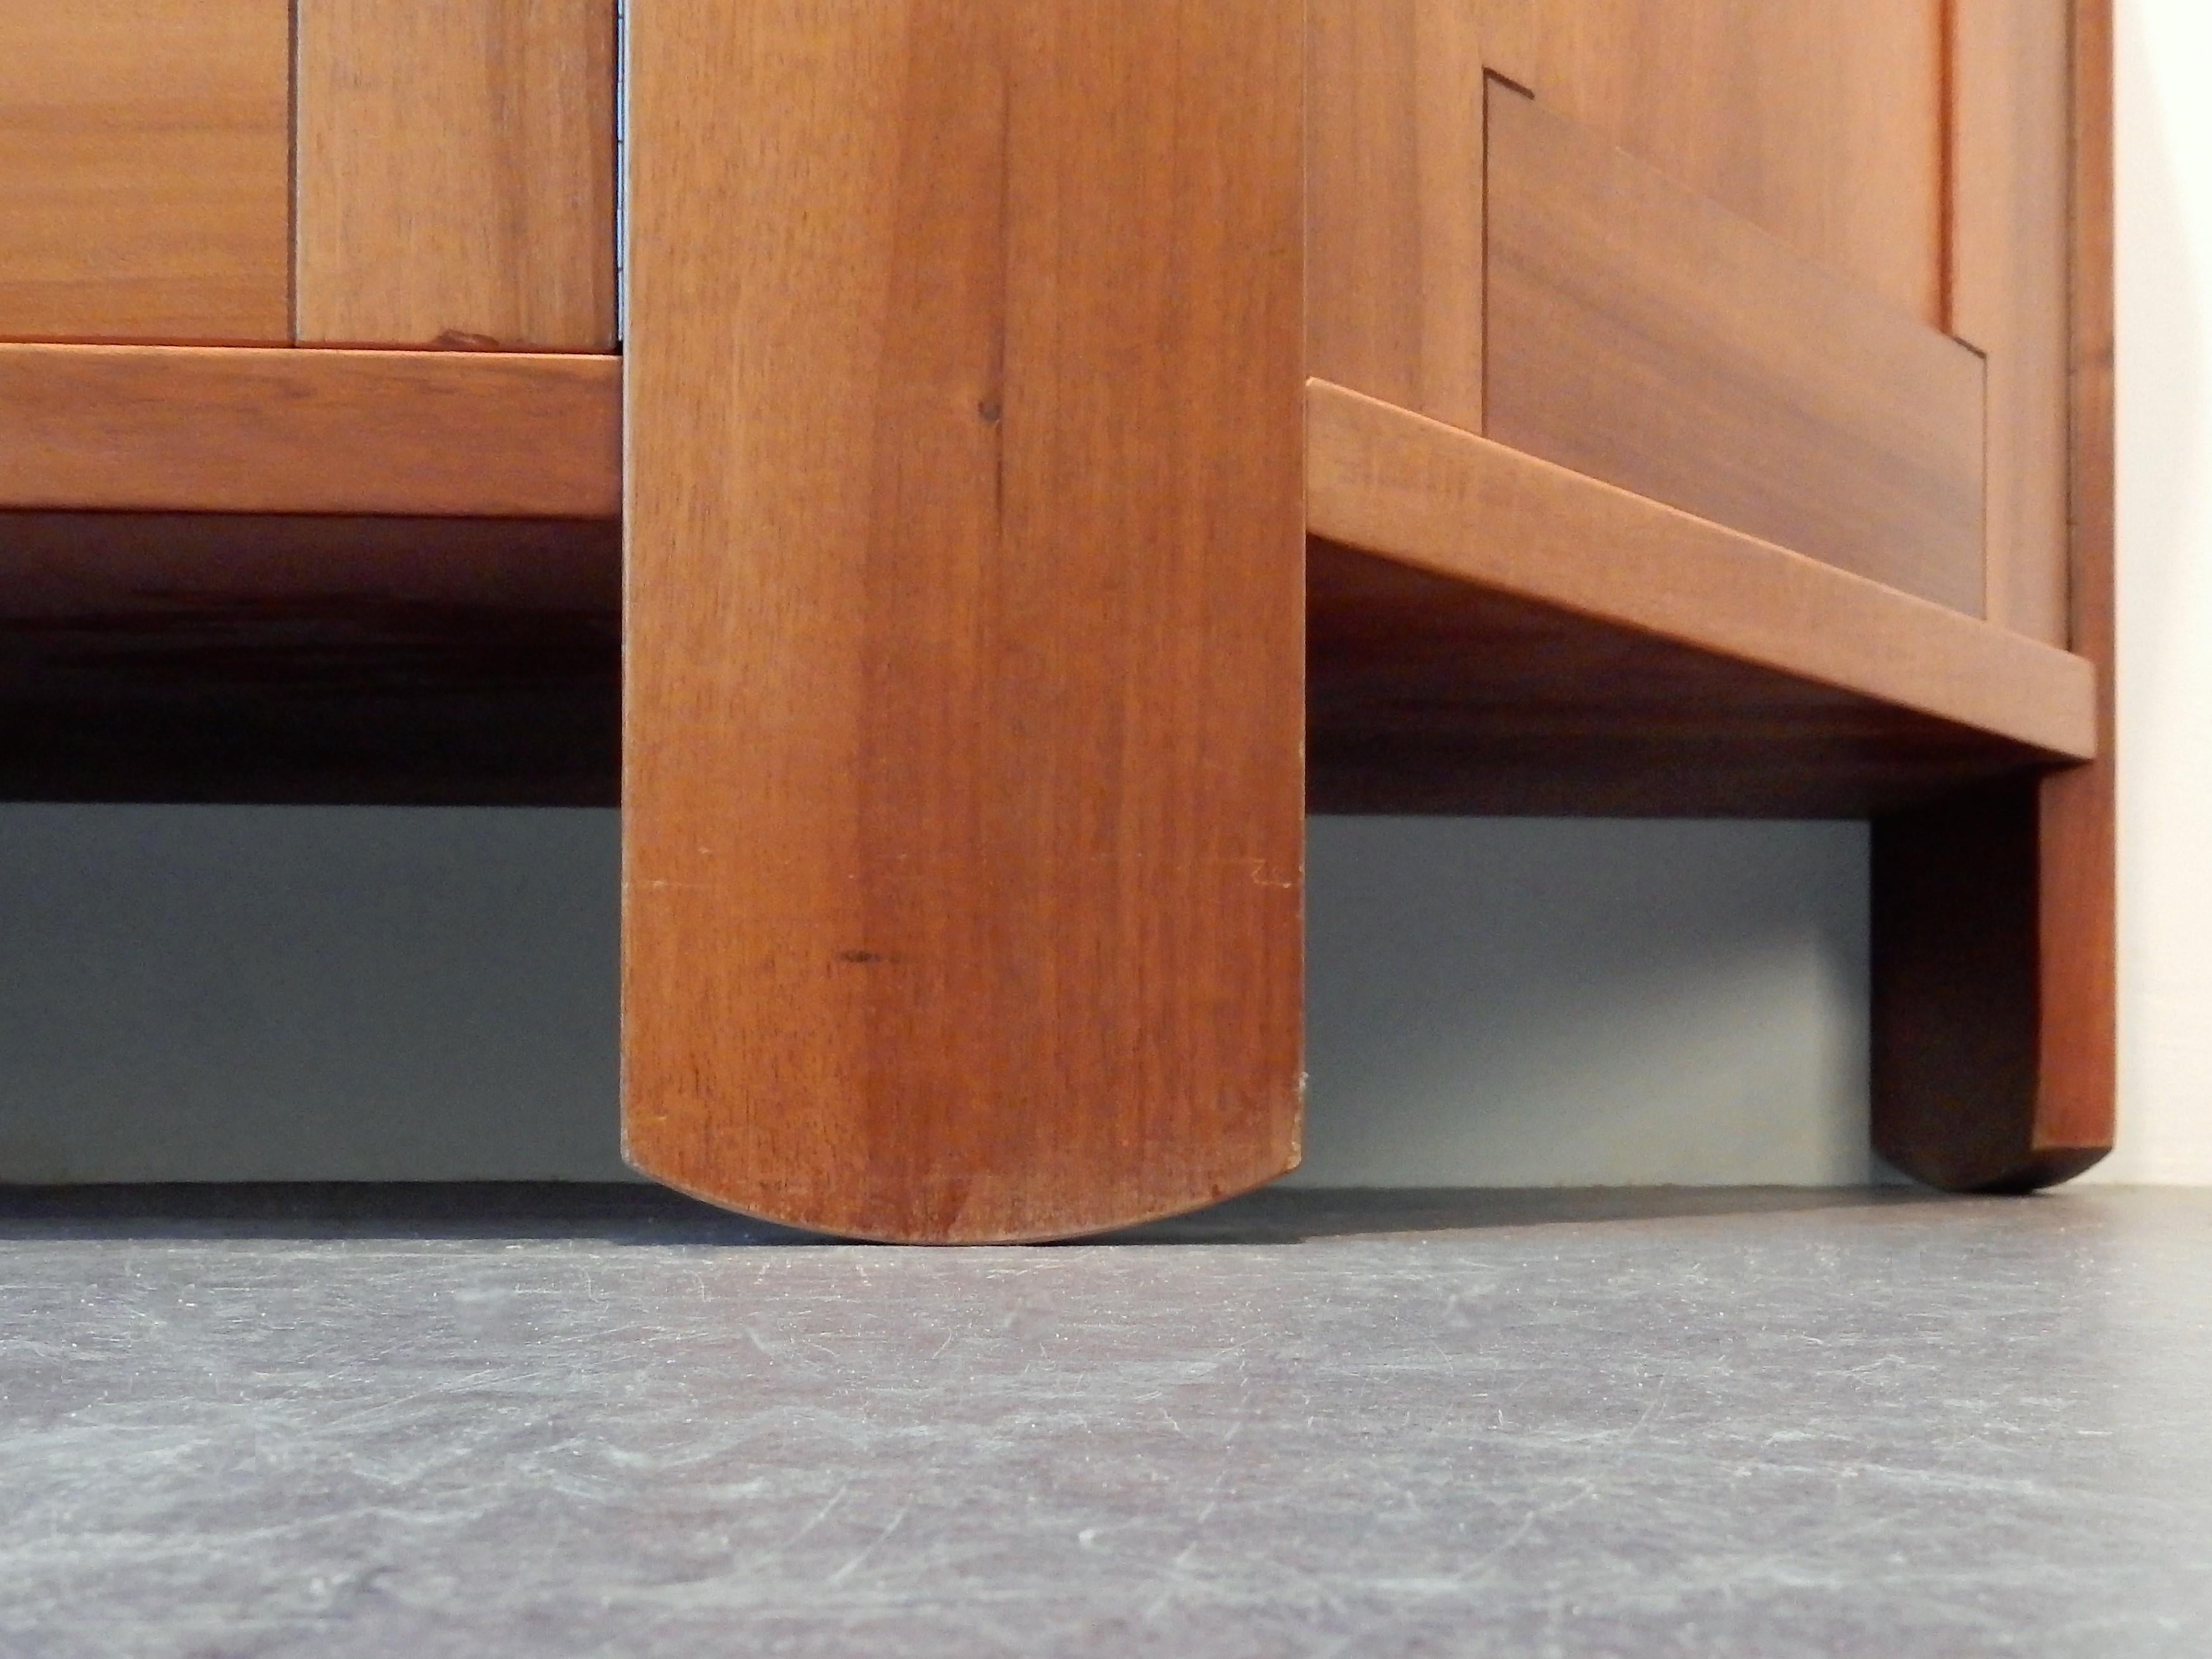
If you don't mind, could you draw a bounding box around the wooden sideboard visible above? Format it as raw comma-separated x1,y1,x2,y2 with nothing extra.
0,1,2114,1241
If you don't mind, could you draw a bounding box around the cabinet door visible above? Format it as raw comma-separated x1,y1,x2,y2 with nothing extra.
1310,0,2073,637
0,0,291,343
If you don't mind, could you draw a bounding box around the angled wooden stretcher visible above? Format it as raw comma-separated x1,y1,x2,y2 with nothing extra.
1,1,2114,1241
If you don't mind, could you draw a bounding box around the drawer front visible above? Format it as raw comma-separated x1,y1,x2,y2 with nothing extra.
0,1,617,352
296,0,619,350
0,1,292,343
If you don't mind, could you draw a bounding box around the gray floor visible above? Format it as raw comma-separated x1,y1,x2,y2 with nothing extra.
3,1186,2208,1658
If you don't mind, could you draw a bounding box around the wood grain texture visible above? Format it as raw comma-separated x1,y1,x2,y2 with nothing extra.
1478,0,1538,89
1952,0,2073,644
296,0,619,349
0,0,290,342
1309,540,2069,819
2042,0,2120,1157
1532,0,1947,326
1307,380,2095,764
1872,0,2114,1192
0,512,618,806
1306,0,1529,431
623,0,1307,1243
0,344,620,518
1486,83,1988,613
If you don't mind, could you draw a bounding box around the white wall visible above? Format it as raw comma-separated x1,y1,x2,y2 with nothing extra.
0,0,2201,1189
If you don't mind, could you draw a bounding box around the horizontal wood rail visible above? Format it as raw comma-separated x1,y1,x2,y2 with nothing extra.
1306,379,2097,765
0,344,621,519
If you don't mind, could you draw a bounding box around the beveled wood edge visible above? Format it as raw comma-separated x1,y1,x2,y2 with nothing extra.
1306,378,2099,763
0,342,621,519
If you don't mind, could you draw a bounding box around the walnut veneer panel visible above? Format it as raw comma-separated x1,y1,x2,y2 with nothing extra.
1485,84,1987,614
1532,0,1947,326
1952,0,2074,645
0,0,290,343
297,0,619,350
624,0,1306,1243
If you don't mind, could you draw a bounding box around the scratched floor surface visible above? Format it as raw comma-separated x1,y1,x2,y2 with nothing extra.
3,1185,2209,1658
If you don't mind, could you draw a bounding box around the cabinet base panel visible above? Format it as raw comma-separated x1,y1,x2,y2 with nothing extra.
0,511,618,806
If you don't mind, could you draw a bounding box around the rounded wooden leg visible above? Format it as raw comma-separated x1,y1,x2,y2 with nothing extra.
1871,772,2113,1195
620,0,1307,1243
